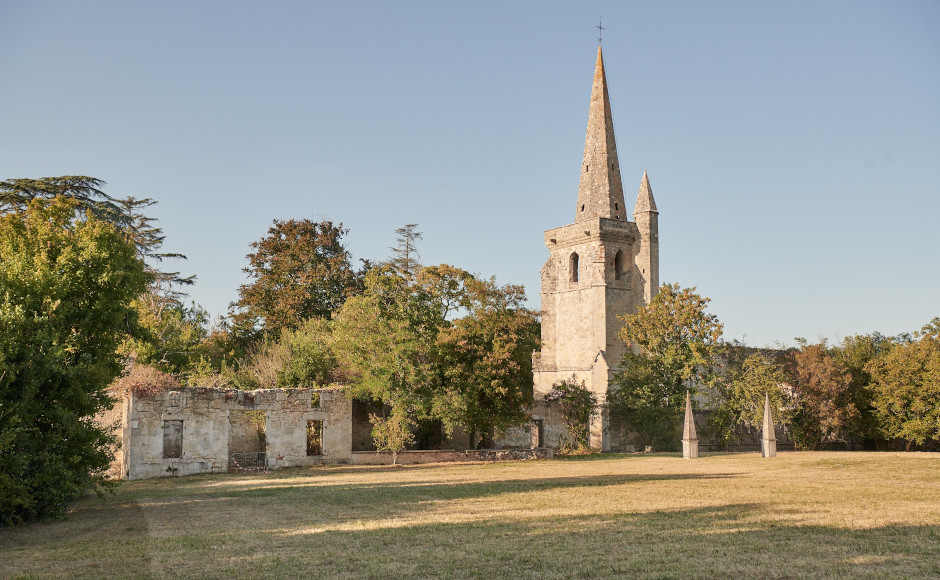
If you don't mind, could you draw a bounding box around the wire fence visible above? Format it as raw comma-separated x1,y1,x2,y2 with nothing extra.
229,452,268,473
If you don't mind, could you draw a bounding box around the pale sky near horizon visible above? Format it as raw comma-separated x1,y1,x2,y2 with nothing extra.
2,1,938,347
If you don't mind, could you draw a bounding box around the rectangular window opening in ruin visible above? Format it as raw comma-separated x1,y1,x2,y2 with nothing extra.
163,420,183,458
310,391,320,408
307,420,323,456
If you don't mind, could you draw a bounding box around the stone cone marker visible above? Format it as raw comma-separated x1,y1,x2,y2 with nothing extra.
682,391,698,459
761,392,777,458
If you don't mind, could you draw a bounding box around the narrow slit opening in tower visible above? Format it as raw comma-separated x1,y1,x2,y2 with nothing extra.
570,252,580,283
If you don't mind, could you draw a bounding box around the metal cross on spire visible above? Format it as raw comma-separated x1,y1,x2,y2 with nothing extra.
596,16,604,45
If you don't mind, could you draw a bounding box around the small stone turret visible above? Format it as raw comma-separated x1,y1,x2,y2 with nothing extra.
761,392,777,458
633,171,659,305
682,391,698,459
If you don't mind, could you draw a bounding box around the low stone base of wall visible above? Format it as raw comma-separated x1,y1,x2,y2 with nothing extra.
351,450,462,465
351,448,553,465
129,460,228,480
464,448,554,461
698,443,796,453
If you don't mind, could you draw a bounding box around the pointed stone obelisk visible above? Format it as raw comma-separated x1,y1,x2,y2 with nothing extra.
761,392,777,458
682,391,698,459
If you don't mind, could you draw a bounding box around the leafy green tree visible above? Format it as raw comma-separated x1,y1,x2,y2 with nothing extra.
866,319,940,449
231,218,359,340
544,377,598,450
1,177,193,286
709,350,793,449
332,286,428,456
608,283,724,450
0,176,126,227
369,413,415,466
0,198,149,524
786,343,859,449
276,318,339,388
125,295,209,374
437,278,539,448
183,318,338,391
332,260,539,452
3,177,204,377
835,333,893,444
332,275,431,413
331,263,457,452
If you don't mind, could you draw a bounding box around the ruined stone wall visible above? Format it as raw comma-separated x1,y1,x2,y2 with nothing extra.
122,387,352,480
494,400,574,450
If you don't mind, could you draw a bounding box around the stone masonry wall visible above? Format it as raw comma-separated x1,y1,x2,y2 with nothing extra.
534,216,641,450
122,386,352,480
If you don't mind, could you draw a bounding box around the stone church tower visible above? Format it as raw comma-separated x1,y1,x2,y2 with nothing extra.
532,46,659,450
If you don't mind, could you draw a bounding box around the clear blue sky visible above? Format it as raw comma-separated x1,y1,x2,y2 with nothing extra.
2,1,938,347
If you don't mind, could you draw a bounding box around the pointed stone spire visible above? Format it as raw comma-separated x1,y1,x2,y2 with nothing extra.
682,391,699,459
633,170,659,305
576,46,627,223
633,170,658,215
761,392,777,458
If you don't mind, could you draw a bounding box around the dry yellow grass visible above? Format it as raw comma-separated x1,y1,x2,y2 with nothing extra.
1,452,938,579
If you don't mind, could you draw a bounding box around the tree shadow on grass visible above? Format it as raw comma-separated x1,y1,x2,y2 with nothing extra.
0,471,736,579
3,475,939,579
166,471,736,510
106,471,740,540
266,504,940,580
0,495,153,580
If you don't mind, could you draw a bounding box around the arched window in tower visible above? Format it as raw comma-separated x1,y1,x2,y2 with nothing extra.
614,250,624,280
570,252,580,283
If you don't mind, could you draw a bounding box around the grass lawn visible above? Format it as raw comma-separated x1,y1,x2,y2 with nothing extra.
1,451,938,579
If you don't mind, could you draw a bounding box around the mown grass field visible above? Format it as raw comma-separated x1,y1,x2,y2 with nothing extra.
1,452,938,579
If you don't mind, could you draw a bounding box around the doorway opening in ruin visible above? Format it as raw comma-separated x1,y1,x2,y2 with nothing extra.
530,419,544,448
306,420,323,456
229,410,267,471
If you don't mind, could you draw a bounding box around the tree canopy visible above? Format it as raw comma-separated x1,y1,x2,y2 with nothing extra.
0,176,192,286
786,343,859,449
708,349,793,449
0,198,149,524
608,283,724,450
332,263,539,452
230,218,359,341
866,319,940,449
0,176,125,226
